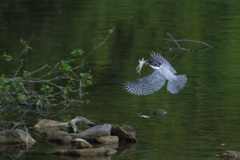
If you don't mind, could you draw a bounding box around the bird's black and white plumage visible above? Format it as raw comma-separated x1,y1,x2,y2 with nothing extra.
124,52,187,95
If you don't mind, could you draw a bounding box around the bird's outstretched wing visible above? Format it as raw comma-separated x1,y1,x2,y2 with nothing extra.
150,52,177,74
124,71,166,95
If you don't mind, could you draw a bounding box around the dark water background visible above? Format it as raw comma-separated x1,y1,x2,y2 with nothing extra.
1,0,240,159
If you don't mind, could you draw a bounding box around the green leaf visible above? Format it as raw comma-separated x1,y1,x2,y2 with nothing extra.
2,52,13,62
120,126,125,130
63,89,68,95
109,29,113,34
20,38,26,45
80,73,86,78
60,60,72,72
23,71,30,78
70,49,84,56
17,93,27,103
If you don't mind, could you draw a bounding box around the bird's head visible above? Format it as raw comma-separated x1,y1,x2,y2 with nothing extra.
145,59,159,67
136,58,160,74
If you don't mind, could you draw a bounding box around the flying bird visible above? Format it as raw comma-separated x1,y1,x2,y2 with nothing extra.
124,52,187,95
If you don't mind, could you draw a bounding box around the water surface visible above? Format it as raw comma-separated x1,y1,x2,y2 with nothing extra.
1,0,240,160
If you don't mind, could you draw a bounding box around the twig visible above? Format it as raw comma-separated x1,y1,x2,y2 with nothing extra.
93,26,115,50
166,33,181,49
72,63,84,71
27,79,63,90
13,63,23,78
68,116,95,132
13,106,32,122
24,126,29,150
24,32,35,51
21,83,29,94
12,33,35,78
49,61,61,74
26,76,69,82
79,80,82,98
163,33,213,60
23,32,35,72
171,50,181,61
27,64,52,76
79,26,115,68
163,38,213,49
70,70,79,80
11,122,22,130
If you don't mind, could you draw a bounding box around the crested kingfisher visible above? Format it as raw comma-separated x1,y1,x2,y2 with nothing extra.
124,52,187,95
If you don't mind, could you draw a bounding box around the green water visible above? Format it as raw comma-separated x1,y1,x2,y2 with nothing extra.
1,0,240,159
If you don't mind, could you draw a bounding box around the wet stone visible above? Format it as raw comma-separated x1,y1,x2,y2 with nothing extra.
75,124,112,141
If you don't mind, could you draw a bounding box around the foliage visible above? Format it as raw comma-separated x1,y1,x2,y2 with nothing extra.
1,52,13,62
0,38,93,110
0,27,114,118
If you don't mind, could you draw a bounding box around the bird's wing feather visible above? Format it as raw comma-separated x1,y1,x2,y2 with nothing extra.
124,71,166,95
150,52,177,74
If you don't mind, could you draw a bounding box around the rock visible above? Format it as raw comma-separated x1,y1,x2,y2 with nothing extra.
0,129,36,144
75,124,112,141
46,130,72,144
95,143,119,149
34,119,63,133
53,147,116,156
111,124,136,143
218,150,240,159
50,143,72,151
96,136,119,145
72,138,92,148
61,135,72,144
153,109,167,116
34,119,63,129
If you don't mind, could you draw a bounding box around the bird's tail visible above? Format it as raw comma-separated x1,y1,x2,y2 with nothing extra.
167,75,187,94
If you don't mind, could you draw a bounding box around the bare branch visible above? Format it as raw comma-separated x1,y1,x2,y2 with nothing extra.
163,33,213,60
13,63,23,78
27,64,52,76
72,63,84,71
68,116,95,132
11,122,23,130
25,32,35,50
93,26,115,50
166,33,181,49
163,38,213,49
24,126,29,150
79,26,115,68
23,32,35,72
79,80,82,98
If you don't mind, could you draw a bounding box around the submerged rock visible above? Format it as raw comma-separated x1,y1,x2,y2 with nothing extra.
53,147,116,156
153,109,167,116
46,130,72,144
72,138,92,148
111,124,136,143
0,129,36,145
74,124,112,141
96,136,119,145
218,150,240,159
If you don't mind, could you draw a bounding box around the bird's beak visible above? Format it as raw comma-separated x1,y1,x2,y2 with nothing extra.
136,58,146,74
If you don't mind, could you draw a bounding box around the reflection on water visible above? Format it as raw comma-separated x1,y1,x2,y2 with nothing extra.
1,0,240,160
0,144,29,159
